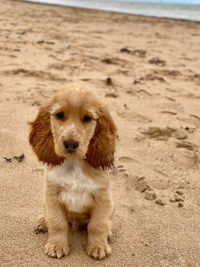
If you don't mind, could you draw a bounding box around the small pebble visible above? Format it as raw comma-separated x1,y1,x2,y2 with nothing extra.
145,191,156,201
105,77,113,85
178,202,184,208
176,190,184,195
170,196,176,203
175,195,184,202
155,199,166,206
14,153,25,163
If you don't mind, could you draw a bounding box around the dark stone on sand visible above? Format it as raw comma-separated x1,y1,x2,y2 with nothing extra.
14,153,25,163
106,77,113,85
4,157,12,162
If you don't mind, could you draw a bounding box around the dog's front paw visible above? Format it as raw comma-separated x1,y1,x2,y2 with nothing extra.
44,241,69,259
87,242,111,260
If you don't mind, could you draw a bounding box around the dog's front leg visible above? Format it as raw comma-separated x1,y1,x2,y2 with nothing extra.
87,190,113,260
44,181,69,259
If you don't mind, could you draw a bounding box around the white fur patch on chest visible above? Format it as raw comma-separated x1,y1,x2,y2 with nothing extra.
46,159,100,213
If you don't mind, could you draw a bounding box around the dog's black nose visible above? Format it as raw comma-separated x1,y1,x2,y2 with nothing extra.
63,140,79,152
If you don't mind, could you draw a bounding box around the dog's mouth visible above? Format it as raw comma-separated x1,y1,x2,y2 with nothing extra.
66,149,75,154
64,150,76,157
63,150,85,159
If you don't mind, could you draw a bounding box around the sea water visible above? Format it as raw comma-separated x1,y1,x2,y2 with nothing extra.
23,0,200,21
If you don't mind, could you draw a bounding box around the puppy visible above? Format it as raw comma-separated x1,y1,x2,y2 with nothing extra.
29,84,116,260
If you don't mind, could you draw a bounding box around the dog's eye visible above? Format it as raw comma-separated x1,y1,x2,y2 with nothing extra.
56,112,64,119
83,115,92,122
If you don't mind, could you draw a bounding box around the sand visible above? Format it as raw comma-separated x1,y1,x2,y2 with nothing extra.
0,0,200,266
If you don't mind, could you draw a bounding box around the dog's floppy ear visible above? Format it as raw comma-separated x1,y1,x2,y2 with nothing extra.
29,106,64,166
86,106,116,170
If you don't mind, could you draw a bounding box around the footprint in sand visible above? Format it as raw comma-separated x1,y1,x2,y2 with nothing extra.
126,89,152,98
177,115,200,127
117,110,152,123
120,47,147,58
133,73,166,84
101,57,126,66
140,126,188,141
117,165,127,173
160,110,177,115
48,63,66,70
173,145,199,169
148,57,166,67
164,96,176,102
187,73,200,83
154,69,181,78
170,190,185,208
125,174,169,206
118,156,140,164
2,68,66,82
176,140,198,151
129,176,152,193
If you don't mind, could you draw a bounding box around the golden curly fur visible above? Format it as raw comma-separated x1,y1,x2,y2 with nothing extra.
29,84,116,260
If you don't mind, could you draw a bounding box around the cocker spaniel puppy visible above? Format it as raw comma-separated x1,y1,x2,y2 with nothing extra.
29,84,116,260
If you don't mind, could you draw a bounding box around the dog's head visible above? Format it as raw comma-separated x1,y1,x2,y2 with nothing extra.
29,85,116,169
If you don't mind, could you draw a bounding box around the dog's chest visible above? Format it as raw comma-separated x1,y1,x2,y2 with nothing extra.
46,160,99,213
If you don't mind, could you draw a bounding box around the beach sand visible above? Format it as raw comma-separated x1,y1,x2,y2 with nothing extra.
1,0,200,266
